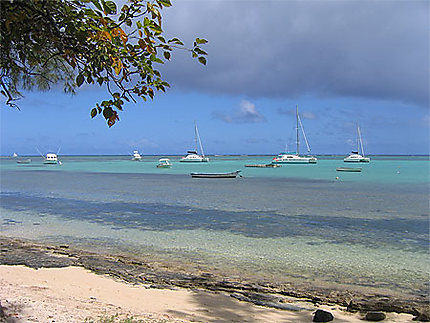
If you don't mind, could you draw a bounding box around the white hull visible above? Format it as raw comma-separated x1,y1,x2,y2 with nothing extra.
44,160,58,164
273,158,317,164
344,152,369,163
180,157,209,162
344,158,370,163
272,154,317,164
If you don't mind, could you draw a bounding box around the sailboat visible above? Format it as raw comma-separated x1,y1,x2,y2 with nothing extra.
344,124,370,163
272,105,317,164
180,121,209,162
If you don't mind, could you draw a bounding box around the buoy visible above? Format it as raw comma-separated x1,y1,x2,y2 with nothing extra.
335,176,339,180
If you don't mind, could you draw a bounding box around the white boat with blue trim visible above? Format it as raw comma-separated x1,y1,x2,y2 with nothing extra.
272,105,317,164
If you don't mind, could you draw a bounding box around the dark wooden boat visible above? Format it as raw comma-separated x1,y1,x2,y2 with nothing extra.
190,170,242,178
336,167,362,172
245,164,281,168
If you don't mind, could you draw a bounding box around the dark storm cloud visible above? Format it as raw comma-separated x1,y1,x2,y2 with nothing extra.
160,0,429,107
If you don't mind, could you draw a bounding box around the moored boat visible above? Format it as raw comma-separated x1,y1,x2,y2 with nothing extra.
17,158,32,164
272,105,317,164
190,170,242,178
180,121,209,162
156,158,171,168
336,167,362,172
44,153,58,164
344,124,370,163
245,164,281,168
131,150,142,161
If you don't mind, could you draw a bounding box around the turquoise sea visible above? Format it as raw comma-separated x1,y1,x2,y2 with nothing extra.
1,155,429,298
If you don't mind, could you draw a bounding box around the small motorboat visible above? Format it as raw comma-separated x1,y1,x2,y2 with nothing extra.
44,153,58,164
156,158,171,168
190,170,242,178
131,150,142,161
336,167,362,172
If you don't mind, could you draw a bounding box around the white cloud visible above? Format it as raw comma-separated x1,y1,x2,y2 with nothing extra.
213,100,266,124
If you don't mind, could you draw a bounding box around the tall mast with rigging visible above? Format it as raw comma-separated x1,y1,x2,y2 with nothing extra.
296,105,300,155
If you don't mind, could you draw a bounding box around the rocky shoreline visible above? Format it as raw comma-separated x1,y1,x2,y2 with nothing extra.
0,237,428,321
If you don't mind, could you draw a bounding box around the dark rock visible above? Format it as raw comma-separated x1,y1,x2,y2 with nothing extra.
313,309,334,322
413,309,430,322
365,311,386,321
0,301,5,318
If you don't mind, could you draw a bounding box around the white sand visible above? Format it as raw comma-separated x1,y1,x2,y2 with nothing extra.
0,265,415,322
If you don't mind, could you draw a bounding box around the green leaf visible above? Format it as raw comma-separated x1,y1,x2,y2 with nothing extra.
158,0,172,7
195,38,208,44
163,51,170,60
104,1,117,14
90,108,97,118
168,38,184,45
198,56,207,65
195,48,208,55
76,74,84,87
103,107,113,119
149,24,162,34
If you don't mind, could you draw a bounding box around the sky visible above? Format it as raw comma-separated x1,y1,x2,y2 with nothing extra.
1,0,429,156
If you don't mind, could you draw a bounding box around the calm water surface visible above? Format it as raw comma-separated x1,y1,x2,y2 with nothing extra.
1,155,429,297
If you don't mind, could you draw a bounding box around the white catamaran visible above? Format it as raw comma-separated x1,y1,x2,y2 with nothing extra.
344,124,370,163
272,105,317,164
180,121,209,162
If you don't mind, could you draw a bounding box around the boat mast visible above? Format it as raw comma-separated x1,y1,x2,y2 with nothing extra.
296,105,300,155
194,121,199,153
357,124,365,157
298,114,311,154
195,121,206,158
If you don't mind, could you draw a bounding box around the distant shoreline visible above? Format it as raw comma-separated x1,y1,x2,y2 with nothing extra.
2,154,430,157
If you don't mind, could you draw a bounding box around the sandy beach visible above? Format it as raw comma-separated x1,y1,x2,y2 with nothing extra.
0,264,419,323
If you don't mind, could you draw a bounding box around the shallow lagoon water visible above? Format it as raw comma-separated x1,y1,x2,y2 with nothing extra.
0,155,429,297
